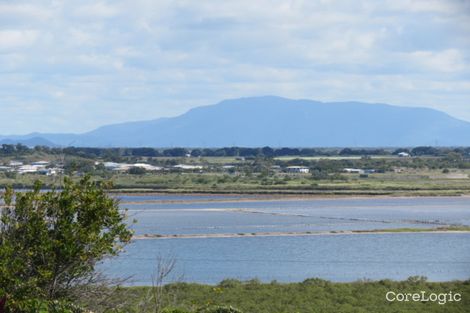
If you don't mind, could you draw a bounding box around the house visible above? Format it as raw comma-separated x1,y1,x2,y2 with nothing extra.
103,162,132,171
38,168,62,176
31,160,49,166
131,163,163,171
102,162,162,172
9,161,23,167
17,165,41,174
103,162,121,170
173,164,203,170
343,168,365,174
286,166,310,174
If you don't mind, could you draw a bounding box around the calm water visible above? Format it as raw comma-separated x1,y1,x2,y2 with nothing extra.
120,196,470,235
101,195,470,284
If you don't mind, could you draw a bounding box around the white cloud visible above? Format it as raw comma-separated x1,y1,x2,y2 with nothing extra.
406,49,467,73
74,2,120,18
0,30,39,51
0,3,52,21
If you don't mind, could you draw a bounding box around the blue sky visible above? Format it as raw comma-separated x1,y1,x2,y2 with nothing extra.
0,0,469,134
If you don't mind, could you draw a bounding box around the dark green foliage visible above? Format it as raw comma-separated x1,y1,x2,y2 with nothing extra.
159,306,243,313
162,308,192,313
64,159,95,175
196,305,242,313
339,148,388,156
128,167,147,175
411,146,440,156
3,298,88,313
2,143,470,159
163,148,190,157
0,176,132,310
4,172,16,179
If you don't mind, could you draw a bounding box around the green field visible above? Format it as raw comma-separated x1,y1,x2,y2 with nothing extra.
88,168,470,197
1,169,470,197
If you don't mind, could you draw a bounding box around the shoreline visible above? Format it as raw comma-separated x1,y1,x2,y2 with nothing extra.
3,189,469,200
116,192,470,205
4,192,469,208
113,190,470,197
133,229,470,240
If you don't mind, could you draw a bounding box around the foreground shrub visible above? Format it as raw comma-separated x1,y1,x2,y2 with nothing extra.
5,298,90,313
0,176,132,310
196,305,243,313
161,308,191,313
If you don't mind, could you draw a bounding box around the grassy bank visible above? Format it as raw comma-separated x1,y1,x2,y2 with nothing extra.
109,171,470,196
1,171,470,197
86,278,470,313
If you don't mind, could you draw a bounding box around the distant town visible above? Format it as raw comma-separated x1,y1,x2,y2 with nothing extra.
0,144,468,196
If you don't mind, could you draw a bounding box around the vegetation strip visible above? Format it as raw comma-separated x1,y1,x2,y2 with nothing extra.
88,278,470,313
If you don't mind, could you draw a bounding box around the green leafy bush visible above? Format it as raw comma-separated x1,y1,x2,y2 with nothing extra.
0,176,132,310
5,298,89,313
196,305,242,313
161,308,191,313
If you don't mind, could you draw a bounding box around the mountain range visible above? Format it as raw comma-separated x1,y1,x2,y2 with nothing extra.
1,96,470,147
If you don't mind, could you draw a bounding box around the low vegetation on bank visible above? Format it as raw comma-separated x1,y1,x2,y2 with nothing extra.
83,278,470,313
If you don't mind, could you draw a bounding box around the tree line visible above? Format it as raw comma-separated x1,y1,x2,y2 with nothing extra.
2,144,470,159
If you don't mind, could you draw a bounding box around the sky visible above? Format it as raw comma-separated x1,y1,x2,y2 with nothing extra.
0,0,469,134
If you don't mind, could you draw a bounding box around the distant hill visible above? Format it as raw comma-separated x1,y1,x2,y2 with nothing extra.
2,96,470,147
0,136,59,147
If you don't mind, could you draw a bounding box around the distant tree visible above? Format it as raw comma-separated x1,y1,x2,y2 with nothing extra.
261,146,274,157
15,144,30,154
202,148,215,157
163,148,188,157
274,148,300,156
131,148,158,157
128,167,147,175
34,145,52,154
223,147,239,157
299,148,317,156
393,148,410,155
445,152,463,163
64,159,95,174
213,149,227,157
411,146,440,156
190,149,203,157
338,148,352,156
1,144,15,155
239,148,262,157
